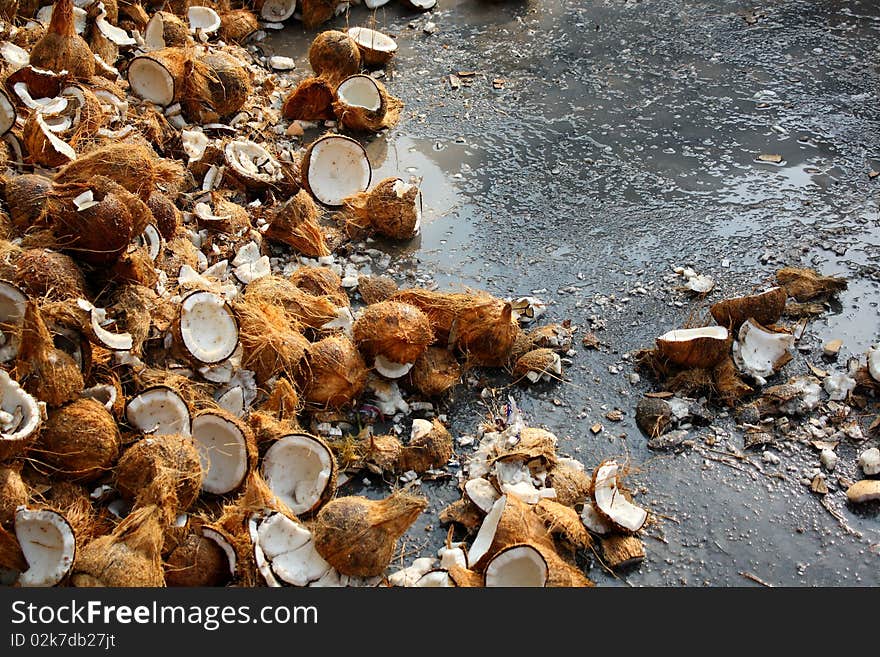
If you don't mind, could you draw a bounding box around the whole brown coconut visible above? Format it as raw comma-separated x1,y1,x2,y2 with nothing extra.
289,266,348,308
39,398,120,482
219,8,259,44
165,528,232,587
146,191,181,241
710,287,787,331
308,30,361,87
0,465,27,526
29,0,96,80
353,300,433,366
312,491,427,577
410,347,461,397
115,435,203,510
183,51,252,123
302,334,367,408
5,174,51,232
263,190,329,257
281,77,335,121
13,249,87,301
234,298,309,384
358,274,398,305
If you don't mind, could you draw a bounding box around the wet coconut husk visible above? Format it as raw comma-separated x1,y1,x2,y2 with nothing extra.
546,462,592,508
776,267,847,302
219,8,259,44
14,301,84,407
289,266,349,308
712,356,753,406
655,326,730,370
281,76,335,121
245,275,339,329
539,546,594,587
37,398,120,482
398,419,453,473
353,300,433,367
468,494,555,571
534,499,591,550
710,286,786,331
410,346,461,397
301,333,367,408
5,174,51,232
183,51,251,123
165,523,232,587
234,298,309,383
513,348,561,382
263,190,330,257
0,464,28,525
312,491,427,577
12,248,87,301
115,435,203,511
29,0,95,79
358,274,398,305
663,366,714,397
308,29,361,86
341,177,419,240
146,191,182,241
113,283,174,352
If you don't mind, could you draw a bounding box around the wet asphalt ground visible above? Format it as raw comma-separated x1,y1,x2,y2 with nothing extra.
265,0,880,585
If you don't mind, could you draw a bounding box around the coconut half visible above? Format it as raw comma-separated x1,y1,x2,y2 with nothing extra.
0,369,42,461
0,90,16,137
656,325,729,369
732,319,794,383
262,434,336,516
249,511,333,587
187,7,221,35
192,411,251,495
15,508,76,587
336,74,382,111
88,306,134,351
484,544,548,588
224,139,284,189
346,27,397,67
302,134,371,207
592,460,648,533
178,290,239,365
466,495,506,566
258,0,298,22
125,386,192,436
464,477,500,513
0,281,27,362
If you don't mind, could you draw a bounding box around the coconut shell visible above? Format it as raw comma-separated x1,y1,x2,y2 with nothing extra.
301,334,367,408
353,300,433,367
546,463,592,508
308,29,361,86
159,237,201,279
245,275,339,329
635,396,672,438
264,190,330,257
312,491,427,577
439,498,484,530
448,564,483,587
29,0,96,80
281,77,335,121
0,523,27,572
473,494,555,571
655,329,731,370
710,287,787,331
146,191,181,241
538,546,594,587
358,274,398,305
5,174,51,231
333,77,403,134
600,534,645,570
44,480,113,549
119,1,149,30
12,248,87,301
219,8,258,44
234,298,309,384
492,427,557,468
115,435,203,511
153,11,192,47
362,176,418,239
0,464,27,526
409,346,461,397
184,51,251,122
22,112,75,168
260,377,302,423
165,528,232,586
38,398,120,482
398,419,453,473
513,348,559,381
534,499,591,550
776,267,847,302
712,356,753,406
289,266,349,308
358,433,402,474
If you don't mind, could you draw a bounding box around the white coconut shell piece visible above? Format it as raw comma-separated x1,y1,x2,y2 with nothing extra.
136,224,162,261
15,508,76,587
182,129,209,162
216,385,245,417
0,89,16,136
31,112,76,163
438,546,467,570
178,290,239,365
592,460,647,533
262,434,336,516
302,134,371,207
192,411,251,494
96,10,136,47
867,345,879,382
202,527,237,577
404,0,436,9
0,369,42,448
89,306,134,351
484,544,548,587
466,495,506,566
464,477,500,513
732,319,794,382
0,42,29,72
373,354,414,379
846,480,880,503
414,570,455,587
224,140,284,188
187,7,221,35
12,83,68,114
252,512,333,587
580,503,613,535
125,386,192,436
258,0,298,22
336,74,382,111
0,281,27,363
387,557,437,587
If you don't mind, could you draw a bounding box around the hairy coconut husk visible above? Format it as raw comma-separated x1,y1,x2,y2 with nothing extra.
360,433,403,474
29,0,96,79
42,480,113,547
539,546,594,587
263,190,330,257
364,177,418,239
301,334,367,408
245,275,338,329
0,464,27,526
308,29,361,86
12,248,87,301
234,298,309,383
87,28,119,70
115,435,203,511
776,267,847,302
534,499,591,550
783,300,826,318
447,564,483,587
410,346,461,397
114,283,174,351
111,245,159,288
54,141,185,201
358,274,397,305
333,76,403,134
289,266,349,308
151,11,192,47
513,348,560,382
118,1,149,30
131,370,213,411
5,174,52,232
0,523,27,571
260,377,302,422
600,534,645,570
439,498,483,531
710,286,787,331
312,491,427,577
664,366,714,397
492,427,557,469
37,398,120,482
182,51,251,122
165,525,232,586
248,410,298,447
353,300,433,366
655,327,731,370
0,240,21,279
146,191,181,241
159,236,201,278
14,301,84,407
281,76,335,121
713,356,753,406
547,462,592,508
195,193,252,235
219,8,258,43
71,504,166,586
398,419,453,473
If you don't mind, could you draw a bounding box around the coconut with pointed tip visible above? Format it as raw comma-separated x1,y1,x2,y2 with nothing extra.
14,507,76,587
38,398,119,482
191,409,255,495
312,491,427,577
398,418,453,473
5,175,51,232
289,267,349,308
28,0,95,79
219,8,259,44
301,134,371,207
346,26,397,68
12,249,86,301
116,435,203,510
264,190,330,258
245,276,339,329
0,464,27,525
732,319,794,381
591,460,648,533
710,286,787,331
281,77,335,121
353,300,433,377
410,346,461,397
484,543,548,587
262,432,337,517
333,75,403,134
301,334,367,408
172,290,239,366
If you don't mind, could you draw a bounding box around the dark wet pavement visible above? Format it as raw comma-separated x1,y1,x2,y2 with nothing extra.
267,0,880,585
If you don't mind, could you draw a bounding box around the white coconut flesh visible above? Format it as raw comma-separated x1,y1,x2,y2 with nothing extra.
373,354,413,379
225,140,281,183
34,113,76,161
15,508,75,587
197,344,242,383
95,3,135,46
187,7,221,34
179,291,239,365
125,387,192,436
0,369,41,442
216,385,245,417
0,90,16,136
143,13,167,50
580,503,613,535
191,412,249,494
89,307,134,351
414,570,455,587
305,136,371,207
13,83,67,114
526,352,562,383
484,545,548,588
732,319,794,380
0,42,29,72
250,512,333,587
464,477,500,513
336,75,382,111
467,495,507,566
658,325,729,343
347,27,398,56
867,345,879,382
408,0,437,8
182,129,209,162
202,527,236,577
81,384,117,413
128,57,175,106
592,461,648,533
37,5,88,33
0,281,27,362
136,224,162,261
259,0,298,21
262,434,334,515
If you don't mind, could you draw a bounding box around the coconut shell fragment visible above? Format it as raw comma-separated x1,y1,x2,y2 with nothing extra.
776,267,847,302
655,326,730,370
398,418,453,473
282,77,335,121
710,287,786,331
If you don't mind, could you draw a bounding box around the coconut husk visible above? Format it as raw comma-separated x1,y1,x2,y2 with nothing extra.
29,0,96,80
111,245,159,288
782,300,826,318
129,105,179,154
600,534,645,570
0,464,28,526
245,275,339,329
131,371,213,411
854,366,880,394
159,236,201,278
712,356,753,406
534,499,591,550
115,435,203,511
710,287,786,330
146,191,181,241
439,498,483,531
360,433,403,474
492,427,557,469
776,267,847,302
5,174,52,231
307,30,359,78
36,398,120,482
538,546,594,587
152,11,193,47
165,525,233,586
0,524,27,572
234,298,309,384
114,283,175,347
12,248,87,301
358,274,397,305
448,564,483,587
183,51,251,123
87,27,119,71
196,193,252,236
219,8,258,44
300,333,367,409
353,300,433,366
281,76,335,121
513,348,559,381
655,330,731,370
289,266,349,308
664,366,714,397
473,494,555,571
398,419,453,473
263,190,330,257
365,176,418,239
410,346,461,397
43,480,113,549
546,462,592,508
259,377,302,423
635,396,672,438
333,76,403,134
312,491,427,577
118,1,149,30
22,112,76,168
247,410,298,447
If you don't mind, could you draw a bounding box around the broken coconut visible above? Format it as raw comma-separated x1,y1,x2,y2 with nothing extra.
398,418,454,473
29,0,95,80
333,74,402,133
347,27,397,68
591,460,648,533
732,319,794,383
655,326,730,369
410,347,461,397
281,77,335,121
262,433,337,516
125,386,192,436
249,510,333,587
14,507,76,587
174,290,239,366
353,300,433,378
0,368,43,462
344,177,421,240
263,190,330,258
710,286,787,330
191,409,254,495
514,348,563,383
484,543,548,587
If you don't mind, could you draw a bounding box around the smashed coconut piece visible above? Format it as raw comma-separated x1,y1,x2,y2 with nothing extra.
824,372,856,401
250,511,333,587
732,319,794,384
15,507,76,587
858,448,880,476
388,557,437,587
592,460,647,533
262,434,336,516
